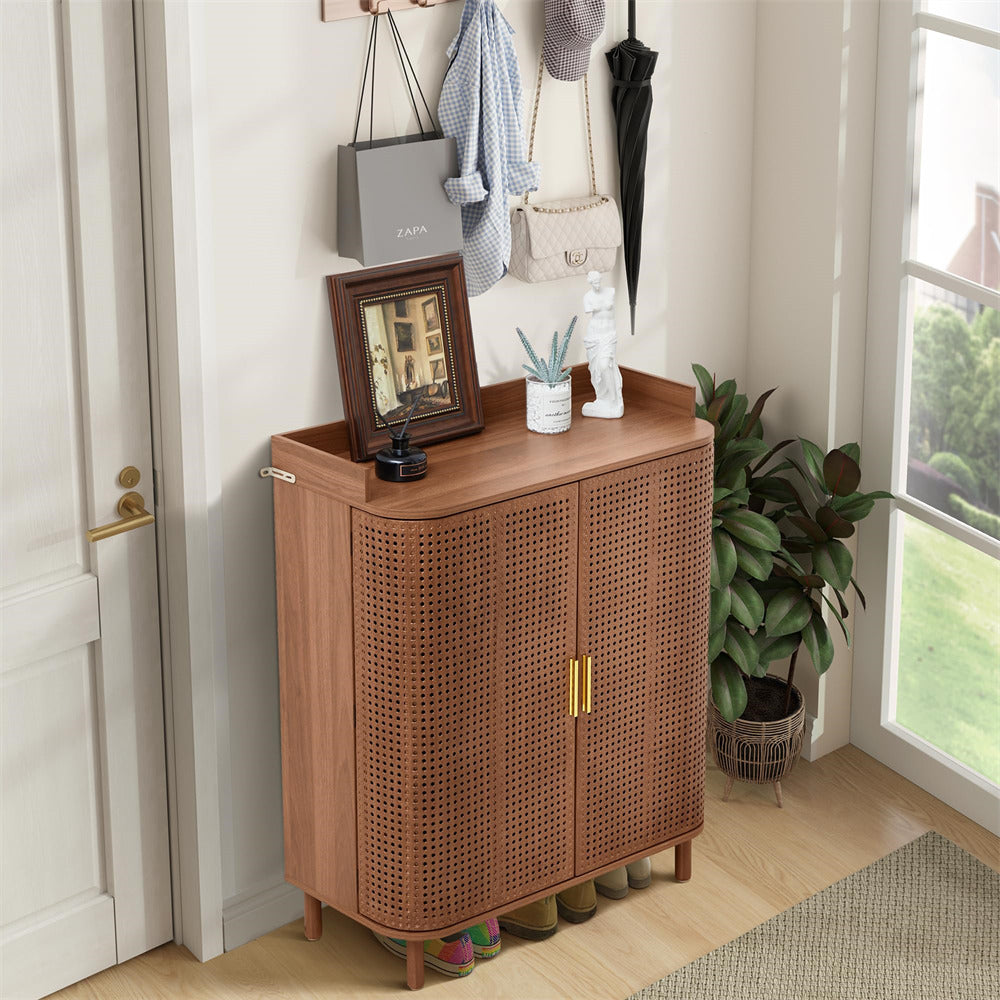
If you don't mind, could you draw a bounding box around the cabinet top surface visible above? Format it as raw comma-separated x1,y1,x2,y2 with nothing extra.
272,367,714,519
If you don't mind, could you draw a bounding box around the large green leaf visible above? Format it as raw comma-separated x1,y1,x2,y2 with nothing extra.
816,505,855,539
725,622,762,677
800,612,835,674
823,448,862,496
706,394,727,426
710,586,732,634
708,623,727,662
850,574,868,611
711,529,738,589
733,539,774,581
819,591,851,644
716,379,737,401
812,539,853,591
830,493,873,520
720,509,781,551
713,487,749,513
788,514,828,543
764,588,813,637
692,363,715,406
721,438,772,462
776,546,809,574
751,438,795,474
729,576,765,629
756,629,801,664
711,655,748,722
750,476,792,502
831,489,893,521
718,392,749,445
715,439,772,482
751,476,806,513
840,442,861,463
739,387,777,440
717,469,747,492
800,438,828,493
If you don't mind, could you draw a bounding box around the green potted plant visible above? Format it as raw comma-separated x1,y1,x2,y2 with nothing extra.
518,318,576,434
693,364,892,806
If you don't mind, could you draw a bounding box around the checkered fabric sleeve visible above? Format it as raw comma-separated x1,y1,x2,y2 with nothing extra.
439,0,539,297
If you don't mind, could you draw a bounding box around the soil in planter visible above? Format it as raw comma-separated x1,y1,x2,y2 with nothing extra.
740,675,802,723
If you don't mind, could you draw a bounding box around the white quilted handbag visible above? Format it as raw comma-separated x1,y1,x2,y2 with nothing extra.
509,57,622,284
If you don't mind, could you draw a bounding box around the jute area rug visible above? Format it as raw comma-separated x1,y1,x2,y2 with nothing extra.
629,832,999,1000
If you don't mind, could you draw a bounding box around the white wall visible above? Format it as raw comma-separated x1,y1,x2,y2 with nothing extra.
746,0,878,759
197,0,758,942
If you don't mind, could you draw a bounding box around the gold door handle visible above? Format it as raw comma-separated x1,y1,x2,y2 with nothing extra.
87,491,154,543
582,655,593,713
568,658,579,717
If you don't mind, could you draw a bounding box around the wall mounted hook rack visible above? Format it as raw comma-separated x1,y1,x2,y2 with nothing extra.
321,0,458,22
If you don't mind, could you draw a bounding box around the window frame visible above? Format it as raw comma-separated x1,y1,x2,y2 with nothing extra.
851,0,1000,836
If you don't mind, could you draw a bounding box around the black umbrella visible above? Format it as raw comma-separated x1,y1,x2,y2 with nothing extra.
606,1,658,336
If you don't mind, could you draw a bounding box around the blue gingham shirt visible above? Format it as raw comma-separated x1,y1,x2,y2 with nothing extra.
438,0,539,296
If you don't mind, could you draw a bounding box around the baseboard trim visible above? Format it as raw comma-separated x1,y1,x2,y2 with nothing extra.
222,881,304,952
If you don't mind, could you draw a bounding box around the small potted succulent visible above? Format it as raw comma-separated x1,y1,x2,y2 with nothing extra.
518,318,576,434
693,364,891,806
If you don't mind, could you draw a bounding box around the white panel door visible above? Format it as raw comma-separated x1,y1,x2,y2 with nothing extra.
0,2,172,997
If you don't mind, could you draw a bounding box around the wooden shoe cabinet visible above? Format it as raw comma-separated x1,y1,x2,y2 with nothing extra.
268,367,713,989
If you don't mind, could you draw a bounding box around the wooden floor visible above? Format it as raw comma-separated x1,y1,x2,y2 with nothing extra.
57,745,999,1000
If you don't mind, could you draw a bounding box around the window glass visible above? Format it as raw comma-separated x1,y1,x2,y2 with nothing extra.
905,279,1000,523
924,1,1000,33
911,30,1000,287
896,512,1000,783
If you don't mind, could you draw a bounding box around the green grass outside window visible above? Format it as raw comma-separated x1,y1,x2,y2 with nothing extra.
896,516,1000,784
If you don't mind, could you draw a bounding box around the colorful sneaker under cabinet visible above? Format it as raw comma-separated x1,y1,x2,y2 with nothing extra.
467,918,501,959
373,931,475,978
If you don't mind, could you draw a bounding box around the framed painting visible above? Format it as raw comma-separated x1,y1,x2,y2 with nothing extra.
327,253,484,461
422,296,440,331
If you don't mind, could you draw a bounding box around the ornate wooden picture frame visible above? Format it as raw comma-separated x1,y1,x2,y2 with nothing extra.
327,253,484,461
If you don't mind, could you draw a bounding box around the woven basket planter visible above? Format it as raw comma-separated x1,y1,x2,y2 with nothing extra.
709,674,805,808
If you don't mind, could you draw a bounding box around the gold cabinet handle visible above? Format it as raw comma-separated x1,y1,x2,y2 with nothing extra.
582,655,593,713
568,658,579,717
87,491,154,543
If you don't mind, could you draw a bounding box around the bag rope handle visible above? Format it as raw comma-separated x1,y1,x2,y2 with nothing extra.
524,53,599,207
352,10,440,148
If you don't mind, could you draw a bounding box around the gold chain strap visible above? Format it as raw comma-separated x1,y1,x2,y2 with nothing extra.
524,53,599,207
583,71,597,198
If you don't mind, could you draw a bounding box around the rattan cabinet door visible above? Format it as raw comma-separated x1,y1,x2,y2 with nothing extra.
353,483,578,932
575,447,712,873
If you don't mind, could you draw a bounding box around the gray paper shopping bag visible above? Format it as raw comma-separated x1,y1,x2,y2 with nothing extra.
337,13,462,267
338,134,461,266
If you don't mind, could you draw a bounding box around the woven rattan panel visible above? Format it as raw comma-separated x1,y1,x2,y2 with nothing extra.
494,487,578,904
353,485,578,931
575,447,712,872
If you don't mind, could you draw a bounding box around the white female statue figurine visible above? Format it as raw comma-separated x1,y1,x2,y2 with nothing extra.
582,270,624,419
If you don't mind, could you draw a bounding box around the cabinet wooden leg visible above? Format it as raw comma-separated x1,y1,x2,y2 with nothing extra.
406,939,424,990
304,893,322,941
675,839,692,882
